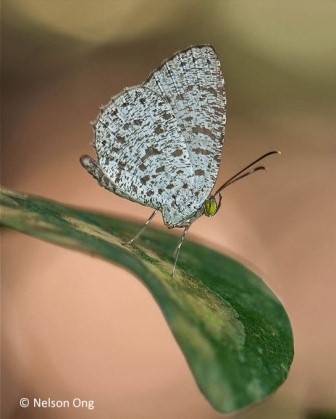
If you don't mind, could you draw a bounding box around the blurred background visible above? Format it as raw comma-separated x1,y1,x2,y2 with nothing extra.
2,1,335,418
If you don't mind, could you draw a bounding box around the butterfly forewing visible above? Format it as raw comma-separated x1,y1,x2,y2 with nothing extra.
145,45,226,203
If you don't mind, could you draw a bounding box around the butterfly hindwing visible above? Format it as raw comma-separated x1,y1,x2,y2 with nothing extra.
92,86,200,226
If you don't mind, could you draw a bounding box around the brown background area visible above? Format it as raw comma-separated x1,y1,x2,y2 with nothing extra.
1,1,335,418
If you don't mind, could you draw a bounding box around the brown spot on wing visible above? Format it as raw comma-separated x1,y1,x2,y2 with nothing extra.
143,147,160,160
140,175,150,185
115,135,126,144
192,125,216,139
156,165,165,173
192,147,211,155
172,149,183,157
200,86,217,95
195,169,205,176
154,125,164,134
161,111,171,120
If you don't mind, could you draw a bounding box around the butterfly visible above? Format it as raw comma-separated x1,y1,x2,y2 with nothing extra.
80,45,279,274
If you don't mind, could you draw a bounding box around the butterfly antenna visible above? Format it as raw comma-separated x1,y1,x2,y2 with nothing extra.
214,150,281,196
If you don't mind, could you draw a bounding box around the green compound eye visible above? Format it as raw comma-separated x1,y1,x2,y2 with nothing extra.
204,198,217,217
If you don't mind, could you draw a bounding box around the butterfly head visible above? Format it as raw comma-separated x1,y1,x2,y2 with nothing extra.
204,196,220,217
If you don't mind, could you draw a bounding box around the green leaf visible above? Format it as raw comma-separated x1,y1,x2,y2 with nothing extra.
0,187,293,413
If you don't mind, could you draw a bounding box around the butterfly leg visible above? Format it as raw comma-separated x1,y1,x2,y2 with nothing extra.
172,225,190,276
127,210,158,245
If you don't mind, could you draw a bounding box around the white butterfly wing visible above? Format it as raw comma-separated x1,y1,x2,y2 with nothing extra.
91,86,200,226
145,45,226,202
